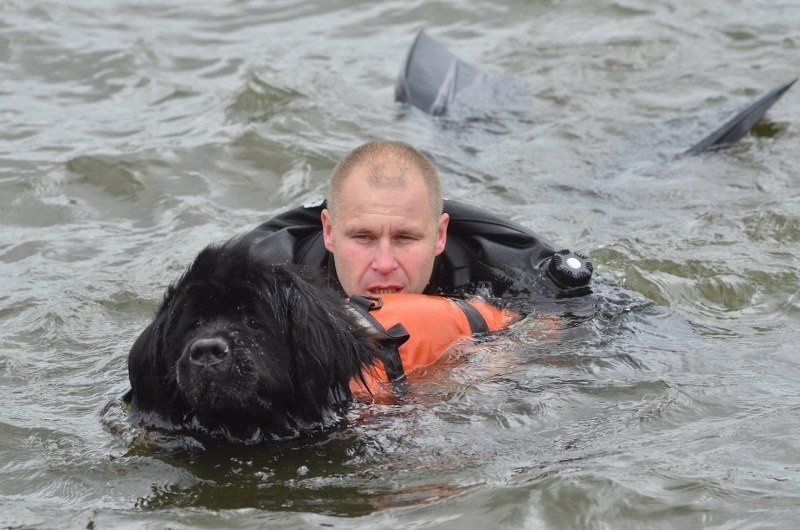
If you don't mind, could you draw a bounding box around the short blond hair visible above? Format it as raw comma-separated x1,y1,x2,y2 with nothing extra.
327,141,442,218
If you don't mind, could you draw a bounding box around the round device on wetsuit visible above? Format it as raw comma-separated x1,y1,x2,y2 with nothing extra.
546,249,593,289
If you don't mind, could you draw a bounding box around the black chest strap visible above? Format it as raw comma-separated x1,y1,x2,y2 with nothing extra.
451,298,490,334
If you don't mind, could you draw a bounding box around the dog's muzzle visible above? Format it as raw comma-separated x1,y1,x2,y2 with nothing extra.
187,337,230,367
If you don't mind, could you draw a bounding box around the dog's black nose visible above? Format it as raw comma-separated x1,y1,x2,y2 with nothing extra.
188,337,230,366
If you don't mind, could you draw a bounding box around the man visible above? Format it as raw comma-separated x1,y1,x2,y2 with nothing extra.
320,141,449,297
250,140,592,308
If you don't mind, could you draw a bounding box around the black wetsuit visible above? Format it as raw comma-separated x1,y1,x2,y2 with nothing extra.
248,199,592,312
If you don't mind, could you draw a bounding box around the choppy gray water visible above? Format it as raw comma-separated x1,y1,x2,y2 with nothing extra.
2,1,799,528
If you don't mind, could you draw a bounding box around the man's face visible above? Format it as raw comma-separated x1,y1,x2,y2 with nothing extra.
321,168,449,296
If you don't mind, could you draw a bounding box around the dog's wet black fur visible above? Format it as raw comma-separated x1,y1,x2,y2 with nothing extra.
125,235,386,443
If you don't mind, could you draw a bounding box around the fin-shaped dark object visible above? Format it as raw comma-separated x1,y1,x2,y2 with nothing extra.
685,78,796,155
395,29,527,117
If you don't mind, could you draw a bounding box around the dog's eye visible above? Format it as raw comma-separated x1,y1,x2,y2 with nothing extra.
247,318,262,330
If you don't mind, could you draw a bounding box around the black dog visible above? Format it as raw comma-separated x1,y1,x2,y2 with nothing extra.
126,235,389,443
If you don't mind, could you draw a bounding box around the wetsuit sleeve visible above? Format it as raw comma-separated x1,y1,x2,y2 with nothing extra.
434,199,563,298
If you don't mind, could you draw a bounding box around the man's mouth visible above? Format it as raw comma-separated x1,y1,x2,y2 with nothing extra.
369,287,401,295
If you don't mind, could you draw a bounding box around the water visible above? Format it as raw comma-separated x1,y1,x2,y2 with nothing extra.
2,1,799,528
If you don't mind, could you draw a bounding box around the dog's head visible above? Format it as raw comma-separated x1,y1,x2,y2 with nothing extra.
127,235,381,442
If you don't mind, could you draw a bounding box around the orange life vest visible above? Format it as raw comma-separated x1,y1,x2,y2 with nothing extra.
348,293,518,396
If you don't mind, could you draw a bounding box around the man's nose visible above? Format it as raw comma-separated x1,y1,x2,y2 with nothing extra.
372,239,398,274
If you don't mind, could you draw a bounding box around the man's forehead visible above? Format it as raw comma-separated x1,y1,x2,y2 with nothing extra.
338,193,433,230
342,213,430,235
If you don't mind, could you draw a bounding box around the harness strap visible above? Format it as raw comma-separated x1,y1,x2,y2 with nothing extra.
348,295,409,395
451,298,490,334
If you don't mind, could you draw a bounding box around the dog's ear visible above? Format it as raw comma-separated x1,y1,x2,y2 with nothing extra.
127,308,175,415
280,273,377,409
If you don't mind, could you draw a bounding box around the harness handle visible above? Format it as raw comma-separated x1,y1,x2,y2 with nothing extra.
348,295,409,395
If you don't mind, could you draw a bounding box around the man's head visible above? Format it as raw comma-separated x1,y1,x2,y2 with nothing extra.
321,141,449,296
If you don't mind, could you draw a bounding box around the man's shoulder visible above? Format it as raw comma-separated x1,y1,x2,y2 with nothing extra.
246,200,328,266
252,200,326,234
443,199,557,253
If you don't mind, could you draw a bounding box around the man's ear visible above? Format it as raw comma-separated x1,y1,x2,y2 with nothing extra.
435,212,449,255
321,208,334,252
